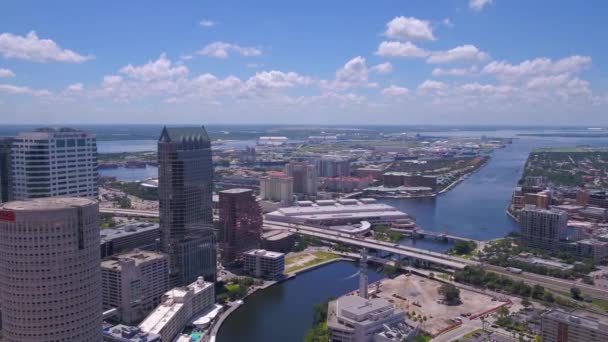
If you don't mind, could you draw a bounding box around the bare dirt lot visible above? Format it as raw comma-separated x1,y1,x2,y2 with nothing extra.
374,274,503,336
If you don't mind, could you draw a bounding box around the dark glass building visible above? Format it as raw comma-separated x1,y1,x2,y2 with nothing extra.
158,126,216,285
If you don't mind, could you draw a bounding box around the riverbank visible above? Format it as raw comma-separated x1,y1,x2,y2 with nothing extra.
210,251,348,341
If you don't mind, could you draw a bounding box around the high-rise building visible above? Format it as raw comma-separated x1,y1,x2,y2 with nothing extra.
315,157,351,177
0,137,13,203
520,206,568,250
158,126,216,286
11,128,98,199
284,161,317,197
541,309,608,342
101,250,170,325
260,172,294,206
218,188,263,264
0,197,102,342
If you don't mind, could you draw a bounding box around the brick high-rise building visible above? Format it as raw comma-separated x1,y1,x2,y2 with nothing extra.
158,126,216,286
0,197,102,342
219,188,263,264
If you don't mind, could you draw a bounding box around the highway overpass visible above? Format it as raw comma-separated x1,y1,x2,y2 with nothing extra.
264,220,473,270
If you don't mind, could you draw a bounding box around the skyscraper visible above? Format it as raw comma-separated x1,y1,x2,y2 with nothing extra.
0,137,13,203
11,128,98,199
158,126,216,286
284,161,318,198
0,197,102,342
218,188,263,264
520,206,568,250
315,157,351,177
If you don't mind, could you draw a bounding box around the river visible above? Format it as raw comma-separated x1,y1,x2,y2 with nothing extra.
216,134,608,342
217,261,383,342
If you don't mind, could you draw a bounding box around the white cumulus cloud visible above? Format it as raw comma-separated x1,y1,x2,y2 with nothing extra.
384,16,436,41
120,53,188,81
427,44,489,64
371,62,393,74
200,20,216,27
432,66,477,76
469,0,494,11
197,42,262,58
0,68,15,78
482,56,591,81
0,31,92,63
381,85,409,96
375,41,429,58
0,83,51,96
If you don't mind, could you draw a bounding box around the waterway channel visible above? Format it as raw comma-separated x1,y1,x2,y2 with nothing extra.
217,134,608,341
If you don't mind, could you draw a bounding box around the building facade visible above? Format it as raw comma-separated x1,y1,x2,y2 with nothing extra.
260,173,294,206
0,197,102,342
284,161,318,197
100,222,160,258
243,249,285,279
541,309,608,342
218,188,263,264
158,126,216,286
11,128,98,199
520,206,568,250
315,157,351,177
101,251,170,325
138,277,215,342
383,172,437,192
0,137,13,203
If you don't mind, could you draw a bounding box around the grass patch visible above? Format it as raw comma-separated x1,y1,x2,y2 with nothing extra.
285,252,340,273
463,329,484,339
591,297,608,312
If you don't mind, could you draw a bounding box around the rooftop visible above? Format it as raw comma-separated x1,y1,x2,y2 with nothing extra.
100,222,159,243
1,197,96,211
101,250,166,270
244,249,284,259
159,126,210,143
220,188,253,194
543,309,608,331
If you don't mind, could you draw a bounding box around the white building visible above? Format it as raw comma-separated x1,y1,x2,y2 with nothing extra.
0,197,102,342
11,128,98,199
265,198,410,226
260,173,294,206
138,276,215,342
541,309,608,342
328,296,405,342
101,250,170,325
243,249,285,279
257,136,288,146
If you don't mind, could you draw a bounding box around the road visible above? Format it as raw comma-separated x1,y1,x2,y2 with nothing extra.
265,220,471,270
265,220,608,301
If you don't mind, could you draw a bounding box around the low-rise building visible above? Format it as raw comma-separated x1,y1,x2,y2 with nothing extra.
103,324,161,342
101,251,170,325
570,239,608,261
265,198,410,226
100,222,160,258
541,309,608,342
383,172,437,192
327,295,405,342
243,249,285,280
138,277,215,342
262,230,295,253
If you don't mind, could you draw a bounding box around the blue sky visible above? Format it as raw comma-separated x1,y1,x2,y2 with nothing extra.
1,0,607,125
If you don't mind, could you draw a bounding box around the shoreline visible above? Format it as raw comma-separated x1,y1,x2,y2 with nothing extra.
210,255,350,340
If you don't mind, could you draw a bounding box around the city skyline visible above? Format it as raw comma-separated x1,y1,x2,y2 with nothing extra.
1,0,608,125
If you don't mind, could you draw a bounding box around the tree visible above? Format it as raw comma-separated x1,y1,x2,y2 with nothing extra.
532,284,545,299
438,283,461,305
451,240,477,255
521,297,532,309
570,287,582,300
582,275,595,285
543,291,555,303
